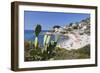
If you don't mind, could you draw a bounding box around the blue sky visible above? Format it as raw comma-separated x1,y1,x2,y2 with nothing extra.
24,11,90,30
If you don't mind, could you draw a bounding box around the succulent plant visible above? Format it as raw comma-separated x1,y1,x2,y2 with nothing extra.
55,33,61,42
34,24,41,49
34,37,38,49
43,34,48,46
35,24,41,37
30,24,60,60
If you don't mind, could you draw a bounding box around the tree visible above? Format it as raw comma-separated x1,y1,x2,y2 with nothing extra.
69,23,73,27
53,25,61,29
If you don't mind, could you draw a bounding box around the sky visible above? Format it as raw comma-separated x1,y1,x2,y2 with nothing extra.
24,11,90,30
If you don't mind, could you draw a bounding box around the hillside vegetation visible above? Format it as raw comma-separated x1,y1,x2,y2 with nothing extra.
24,18,90,61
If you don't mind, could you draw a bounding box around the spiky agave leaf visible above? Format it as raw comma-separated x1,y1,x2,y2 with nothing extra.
34,24,41,49
43,34,48,46
50,40,55,45
50,40,57,47
46,35,51,45
55,33,61,42
35,24,41,37
34,37,38,49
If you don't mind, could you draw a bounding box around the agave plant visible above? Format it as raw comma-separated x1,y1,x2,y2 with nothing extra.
43,33,61,60
43,34,51,51
43,34,48,46
54,33,61,43
30,24,61,61
34,24,41,49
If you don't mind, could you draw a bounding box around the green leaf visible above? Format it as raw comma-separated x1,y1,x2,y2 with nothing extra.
35,24,41,37
34,37,38,49
46,35,51,45
55,34,61,42
50,40,55,45
43,34,48,46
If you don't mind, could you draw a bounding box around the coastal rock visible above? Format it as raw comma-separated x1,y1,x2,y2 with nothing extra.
55,17,90,50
